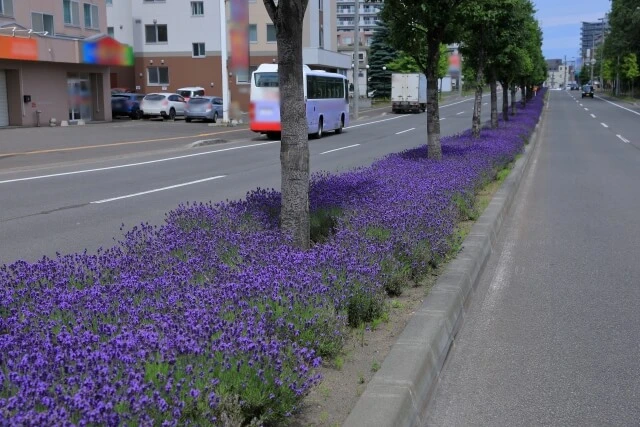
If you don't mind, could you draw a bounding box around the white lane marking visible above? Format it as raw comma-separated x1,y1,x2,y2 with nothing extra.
346,115,406,129
0,141,278,185
584,108,589,111
440,118,446,121
483,102,488,105
595,96,640,116
395,127,416,135
456,111,465,115
579,104,584,107
601,122,609,128
320,144,360,155
616,134,630,143
1,116,409,185
590,114,596,118
91,175,226,204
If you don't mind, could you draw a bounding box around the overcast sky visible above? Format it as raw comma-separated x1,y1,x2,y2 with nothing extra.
535,0,610,62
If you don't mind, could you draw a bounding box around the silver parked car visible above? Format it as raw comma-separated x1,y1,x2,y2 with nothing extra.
185,96,223,123
140,93,186,120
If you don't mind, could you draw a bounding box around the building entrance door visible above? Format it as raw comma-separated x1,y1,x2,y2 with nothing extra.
67,74,92,121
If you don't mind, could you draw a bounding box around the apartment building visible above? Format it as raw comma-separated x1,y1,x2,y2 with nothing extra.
0,0,132,127
107,0,350,112
580,17,608,65
336,0,383,96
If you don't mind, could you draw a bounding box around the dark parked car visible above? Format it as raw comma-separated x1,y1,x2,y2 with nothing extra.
185,96,223,123
581,84,594,98
111,93,145,119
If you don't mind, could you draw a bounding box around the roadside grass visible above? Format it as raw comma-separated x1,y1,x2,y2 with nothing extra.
0,92,545,425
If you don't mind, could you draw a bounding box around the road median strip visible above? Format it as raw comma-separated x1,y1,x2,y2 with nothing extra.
344,94,546,427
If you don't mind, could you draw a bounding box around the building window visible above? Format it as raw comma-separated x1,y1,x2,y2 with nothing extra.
106,0,112,5
148,67,169,85
191,1,204,15
236,65,258,84
318,0,322,10
192,42,205,58
83,3,99,29
32,12,54,34
145,24,168,43
266,24,276,43
249,24,257,43
319,27,324,48
0,0,14,17
63,0,80,25
107,26,114,37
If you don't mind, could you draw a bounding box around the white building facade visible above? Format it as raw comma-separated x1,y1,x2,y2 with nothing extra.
107,0,350,111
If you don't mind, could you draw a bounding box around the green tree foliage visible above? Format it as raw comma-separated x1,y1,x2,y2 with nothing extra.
387,45,448,77
607,0,640,58
622,53,640,94
367,23,398,99
386,52,421,73
380,0,467,160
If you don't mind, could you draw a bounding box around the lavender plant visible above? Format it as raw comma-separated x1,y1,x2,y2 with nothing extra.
0,91,545,425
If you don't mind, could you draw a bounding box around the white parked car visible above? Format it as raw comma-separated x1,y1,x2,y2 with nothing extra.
140,93,186,120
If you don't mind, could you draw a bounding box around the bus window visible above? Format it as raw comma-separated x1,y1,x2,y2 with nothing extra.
255,72,279,87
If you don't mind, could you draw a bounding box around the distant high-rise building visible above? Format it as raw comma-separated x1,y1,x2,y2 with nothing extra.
580,17,609,65
336,0,384,96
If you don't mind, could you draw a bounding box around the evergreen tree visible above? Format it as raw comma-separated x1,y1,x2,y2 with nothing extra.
367,23,397,98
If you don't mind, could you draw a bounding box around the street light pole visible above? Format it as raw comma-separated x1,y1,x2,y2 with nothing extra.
382,65,388,98
599,17,605,90
352,0,360,120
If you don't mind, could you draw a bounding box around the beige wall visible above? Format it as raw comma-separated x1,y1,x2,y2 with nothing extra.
0,59,111,126
6,0,107,37
248,2,277,55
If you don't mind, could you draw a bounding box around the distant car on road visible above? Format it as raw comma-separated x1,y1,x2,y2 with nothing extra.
140,93,187,120
111,93,145,120
185,96,223,123
581,84,594,98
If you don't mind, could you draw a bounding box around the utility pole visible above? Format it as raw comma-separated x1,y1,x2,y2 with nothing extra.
220,0,230,123
564,55,567,88
599,17,605,90
352,0,360,120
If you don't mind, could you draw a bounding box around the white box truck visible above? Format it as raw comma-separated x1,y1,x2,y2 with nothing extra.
391,73,427,113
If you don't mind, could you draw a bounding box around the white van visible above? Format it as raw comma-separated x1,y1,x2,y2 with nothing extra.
176,87,205,101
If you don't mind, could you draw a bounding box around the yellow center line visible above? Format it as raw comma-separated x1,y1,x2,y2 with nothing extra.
0,127,251,158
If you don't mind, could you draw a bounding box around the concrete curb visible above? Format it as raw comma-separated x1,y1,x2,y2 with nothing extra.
343,100,547,427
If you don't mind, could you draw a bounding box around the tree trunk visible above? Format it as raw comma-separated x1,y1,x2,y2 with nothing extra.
490,77,498,129
501,81,509,121
471,50,485,138
511,85,517,115
426,38,442,160
520,81,527,106
266,0,310,249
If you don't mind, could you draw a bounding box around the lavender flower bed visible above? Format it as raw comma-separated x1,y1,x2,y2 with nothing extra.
0,93,544,425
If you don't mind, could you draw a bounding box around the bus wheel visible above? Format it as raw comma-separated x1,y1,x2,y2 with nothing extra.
335,115,344,134
313,117,323,139
266,132,280,140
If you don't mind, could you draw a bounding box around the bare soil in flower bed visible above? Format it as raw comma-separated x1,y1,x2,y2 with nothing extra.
291,173,510,426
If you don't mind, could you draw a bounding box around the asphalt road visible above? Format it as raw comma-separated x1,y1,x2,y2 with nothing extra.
425,90,640,426
0,94,497,264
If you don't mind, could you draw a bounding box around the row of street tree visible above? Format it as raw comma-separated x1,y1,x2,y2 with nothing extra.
599,0,640,96
264,0,545,249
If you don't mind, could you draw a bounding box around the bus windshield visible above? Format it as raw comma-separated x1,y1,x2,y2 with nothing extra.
254,73,279,88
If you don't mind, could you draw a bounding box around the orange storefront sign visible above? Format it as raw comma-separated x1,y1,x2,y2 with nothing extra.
0,36,39,61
